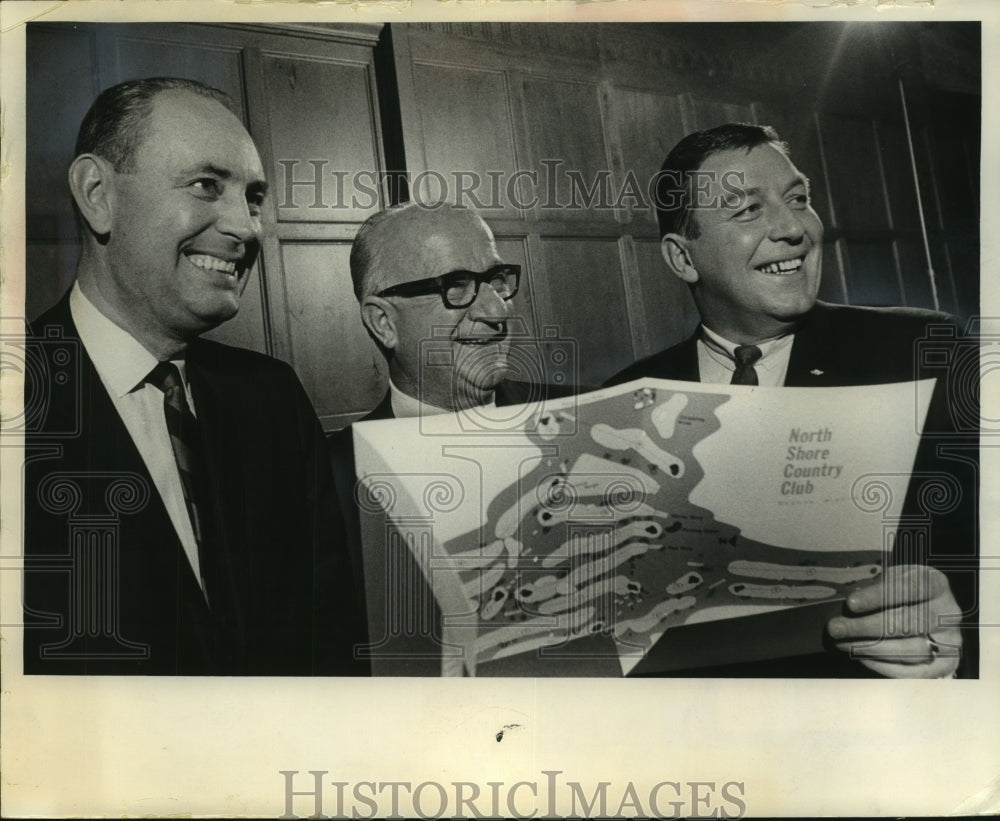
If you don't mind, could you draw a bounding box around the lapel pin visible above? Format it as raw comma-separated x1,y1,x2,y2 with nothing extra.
810,369,824,376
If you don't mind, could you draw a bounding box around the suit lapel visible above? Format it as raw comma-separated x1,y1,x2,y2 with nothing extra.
40,297,162,493
29,296,216,671
184,345,248,650
677,333,701,381
784,304,843,388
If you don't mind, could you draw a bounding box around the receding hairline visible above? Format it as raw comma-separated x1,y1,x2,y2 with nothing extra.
351,204,495,301
74,78,239,171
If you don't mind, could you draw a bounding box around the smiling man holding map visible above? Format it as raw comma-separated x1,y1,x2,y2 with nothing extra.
608,123,978,678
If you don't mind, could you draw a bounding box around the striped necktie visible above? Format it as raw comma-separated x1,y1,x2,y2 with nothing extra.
731,344,763,385
148,361,215,601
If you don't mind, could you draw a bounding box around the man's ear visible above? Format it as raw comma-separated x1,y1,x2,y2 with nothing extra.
661,233,699,285
360,296,398,350
68,154,115,236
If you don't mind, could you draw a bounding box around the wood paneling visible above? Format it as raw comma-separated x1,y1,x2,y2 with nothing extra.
603,88,688,232
817,115,891,233
202,261,269,355
894,240,937,310
110,34,246,117
537,238,633,384
410,63,521,217
684,95,757,132
263,54,383,225
279,242,386,427
841,241,904,307
817,242,848,306
25,21,980,427
876,122,922,234
632,239,700,358
519,76,616,227
26,27,97,249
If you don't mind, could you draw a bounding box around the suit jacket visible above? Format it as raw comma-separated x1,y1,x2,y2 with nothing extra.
607,301,979,677
609,301,959,387
23,295,367,675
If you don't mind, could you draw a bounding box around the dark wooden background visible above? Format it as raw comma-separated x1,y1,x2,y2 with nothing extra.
26,21,980,429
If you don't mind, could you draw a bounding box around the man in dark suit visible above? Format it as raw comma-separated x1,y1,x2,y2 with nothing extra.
23,77,365,675
608,123,976,678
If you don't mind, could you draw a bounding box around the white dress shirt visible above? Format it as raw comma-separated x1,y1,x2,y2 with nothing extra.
388,378,497,419
70,284,205,591
697,325,795,386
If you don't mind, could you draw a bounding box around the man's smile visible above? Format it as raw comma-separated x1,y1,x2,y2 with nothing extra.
455,321,508,346
755,255,807,276
185,252,240,277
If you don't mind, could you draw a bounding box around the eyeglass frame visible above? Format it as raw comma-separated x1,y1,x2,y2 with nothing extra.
374,263,521,310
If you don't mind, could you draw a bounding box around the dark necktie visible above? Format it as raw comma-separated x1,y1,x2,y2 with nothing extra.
147,361,216,603
731,344,763,385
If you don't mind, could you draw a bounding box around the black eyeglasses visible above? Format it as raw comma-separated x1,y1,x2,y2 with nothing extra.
376,264,521,309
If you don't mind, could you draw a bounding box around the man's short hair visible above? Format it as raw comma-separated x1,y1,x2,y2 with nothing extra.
350,202,489,303
349,203,414,302
653,123,790,240
75,77,235,172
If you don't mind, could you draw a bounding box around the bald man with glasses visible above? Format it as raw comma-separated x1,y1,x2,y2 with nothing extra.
347,202,529,419
330,203,571,673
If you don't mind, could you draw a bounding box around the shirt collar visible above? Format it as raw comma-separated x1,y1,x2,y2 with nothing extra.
69,283,185,397
700,324,792,360
388,378,496,419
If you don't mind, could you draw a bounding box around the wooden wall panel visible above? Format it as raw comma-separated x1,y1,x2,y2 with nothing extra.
929,240,962,317
818,242,848,305
685,96,756,132
603,88,687,233
110,34,246,117
519,77,616,226
894,240,937,310
26,27,97,249
841,241,904,307
537,238,632,384
876,122,922,234
263,54,383,225
410,63,521,217
918,129,977,234
817,115,891,233
632,239,700,358
917,126,979,317
279,242,386,428
202,261,269,355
